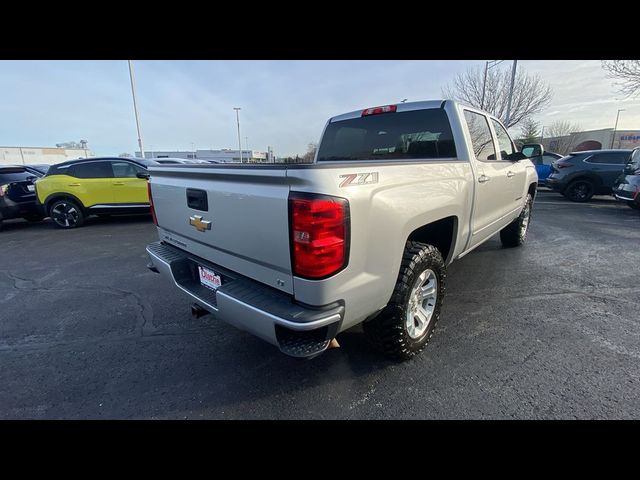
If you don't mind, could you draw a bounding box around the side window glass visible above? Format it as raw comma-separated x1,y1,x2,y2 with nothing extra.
70,162,113,179
463,110,497,161
111,162,139,178
490,118,515,160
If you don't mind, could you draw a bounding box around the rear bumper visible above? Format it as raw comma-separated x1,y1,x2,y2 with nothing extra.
146,241,343,357
0,201,44,219
544,176,563,191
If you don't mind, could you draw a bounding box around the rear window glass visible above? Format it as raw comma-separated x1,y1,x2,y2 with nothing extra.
0,170,31,183
316,109,457,162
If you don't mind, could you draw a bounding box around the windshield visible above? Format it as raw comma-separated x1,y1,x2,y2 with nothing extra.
317,108,456,162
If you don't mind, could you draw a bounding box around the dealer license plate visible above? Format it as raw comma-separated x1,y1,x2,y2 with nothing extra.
198,265,221,290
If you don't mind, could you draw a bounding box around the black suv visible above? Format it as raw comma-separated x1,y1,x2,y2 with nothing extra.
545,149,633,202
0,165,45,230
613,147,640,210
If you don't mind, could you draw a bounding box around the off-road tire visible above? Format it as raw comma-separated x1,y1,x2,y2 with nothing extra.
500,193,533,248
363,242,446,360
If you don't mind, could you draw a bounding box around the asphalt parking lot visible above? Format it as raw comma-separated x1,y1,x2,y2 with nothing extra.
1,190,639,419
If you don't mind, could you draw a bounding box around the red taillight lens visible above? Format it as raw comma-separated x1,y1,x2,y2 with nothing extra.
361,104,397,116
289,193,349,279
147,181,157,225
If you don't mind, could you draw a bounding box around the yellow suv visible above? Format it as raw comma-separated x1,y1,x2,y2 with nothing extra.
35,157,155,228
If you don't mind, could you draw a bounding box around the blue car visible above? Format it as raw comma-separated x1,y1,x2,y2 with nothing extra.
528,151,563,186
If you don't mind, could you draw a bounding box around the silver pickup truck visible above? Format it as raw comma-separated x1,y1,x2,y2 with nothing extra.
145,100,539,360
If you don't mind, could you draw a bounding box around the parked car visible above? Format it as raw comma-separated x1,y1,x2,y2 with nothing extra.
521,148,563,186
0,165,46,230
545,149,633,202
145,99,539,360
153,158,210,165
613,147,640,210
34,157,158,228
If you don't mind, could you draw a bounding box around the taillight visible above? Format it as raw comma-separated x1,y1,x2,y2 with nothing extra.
147,181,157,225
361,104,397,116
289,193,349,279
554,159,573,169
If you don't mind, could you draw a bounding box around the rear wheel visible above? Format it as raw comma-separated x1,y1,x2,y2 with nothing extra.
363,242,445,360
564,179,595,202
49,199,84,229
626,201,640,210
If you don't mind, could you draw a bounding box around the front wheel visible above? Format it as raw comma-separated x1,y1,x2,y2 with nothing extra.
500,193,532,248
49,199,85,229
363,242,446,360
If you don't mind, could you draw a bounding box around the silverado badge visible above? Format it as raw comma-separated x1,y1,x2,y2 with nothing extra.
189,215,212,232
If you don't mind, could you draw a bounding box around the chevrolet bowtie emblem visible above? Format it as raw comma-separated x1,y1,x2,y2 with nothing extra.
189,215,212,232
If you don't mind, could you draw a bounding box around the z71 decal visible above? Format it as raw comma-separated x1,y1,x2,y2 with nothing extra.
339,172,379,187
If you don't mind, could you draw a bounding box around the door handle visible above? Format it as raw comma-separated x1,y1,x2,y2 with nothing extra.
478,174,490,183
507,171,515,178
112,182,125,186
68,183,81,187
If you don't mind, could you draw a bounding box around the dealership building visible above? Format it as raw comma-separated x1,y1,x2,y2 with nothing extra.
0,145,92,166
137,148,275,163
542,128,640,154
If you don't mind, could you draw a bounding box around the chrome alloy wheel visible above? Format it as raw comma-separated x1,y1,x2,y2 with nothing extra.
406,269,438,339
520,199,531,239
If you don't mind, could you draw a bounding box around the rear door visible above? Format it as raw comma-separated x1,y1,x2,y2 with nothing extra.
463,110,513,244
66,161,114,207
585,151,630,188
110,161,148,204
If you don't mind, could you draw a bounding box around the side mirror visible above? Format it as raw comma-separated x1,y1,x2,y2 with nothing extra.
521,143,544,158
136,172,150,180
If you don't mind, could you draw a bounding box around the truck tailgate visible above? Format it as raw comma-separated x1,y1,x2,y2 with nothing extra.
149,166,294,294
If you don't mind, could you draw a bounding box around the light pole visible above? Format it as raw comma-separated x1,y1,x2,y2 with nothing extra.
233,107,243,163
504,60,518,128
127,60,145,158
191,142,196,159
245,136,249,161
611,109,625,149
481,60,503,110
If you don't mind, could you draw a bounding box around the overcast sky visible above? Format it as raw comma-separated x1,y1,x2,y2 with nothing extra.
0,60,637,157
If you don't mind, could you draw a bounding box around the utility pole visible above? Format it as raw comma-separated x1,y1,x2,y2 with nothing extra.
504,60,518,128
481,60,503,110
245,136,249,161
611,109,625,149
233,107,243,163
128,60,145,158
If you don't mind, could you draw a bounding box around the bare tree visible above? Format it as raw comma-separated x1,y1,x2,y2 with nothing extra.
602,60,640,97
545,120,582,155
442,65,552,129
302,142,318,163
